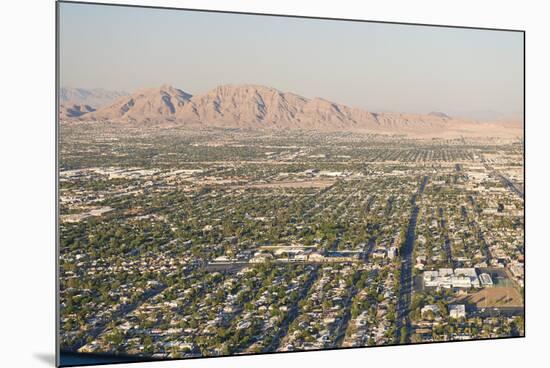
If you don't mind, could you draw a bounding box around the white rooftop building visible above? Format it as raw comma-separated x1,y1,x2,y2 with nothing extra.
421,304,440,317
423,268,481,289
454,268,481,288
450,276,472,289
449,304,466,319
479,273,494,287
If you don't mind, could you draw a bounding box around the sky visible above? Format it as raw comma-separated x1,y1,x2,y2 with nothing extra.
59,2,524,119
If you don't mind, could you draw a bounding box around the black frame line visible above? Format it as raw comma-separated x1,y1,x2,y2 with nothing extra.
56,1,60,366
55,1,526,367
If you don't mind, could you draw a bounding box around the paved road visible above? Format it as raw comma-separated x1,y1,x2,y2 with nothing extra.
268,267,320,352
68,263,205,351
484,163,524,199
333,235,377,347
395,176,427,344
204,262,250,274
385,196,394,216
465,196,492,262
498,173,524,199
68,283,167,351
438,207,454,266
361,236,377,262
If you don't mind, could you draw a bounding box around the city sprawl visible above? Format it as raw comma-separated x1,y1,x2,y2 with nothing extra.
59,124,524,359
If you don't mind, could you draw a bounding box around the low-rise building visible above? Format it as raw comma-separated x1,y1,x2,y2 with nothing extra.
449,304,466,319
387,247,398,260
421,304,440,318
479,273,494,287
423,268,482,289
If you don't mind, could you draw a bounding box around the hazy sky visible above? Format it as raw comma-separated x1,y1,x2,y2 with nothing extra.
59,2,523,119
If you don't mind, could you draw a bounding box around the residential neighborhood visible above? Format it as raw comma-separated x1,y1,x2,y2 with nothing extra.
59,126,524,358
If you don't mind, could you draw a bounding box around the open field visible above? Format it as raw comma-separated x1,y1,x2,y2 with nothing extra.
233,179,336,190
455,287,523,308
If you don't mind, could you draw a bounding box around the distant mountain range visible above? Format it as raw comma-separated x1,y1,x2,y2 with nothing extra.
58,84,522,138
59,87,128,118
59,87,129,108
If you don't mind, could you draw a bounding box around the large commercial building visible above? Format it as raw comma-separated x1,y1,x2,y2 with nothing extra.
423,268,481,289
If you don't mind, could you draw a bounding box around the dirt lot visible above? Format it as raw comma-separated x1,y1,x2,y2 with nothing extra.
233,179,335,189
456,287,523,308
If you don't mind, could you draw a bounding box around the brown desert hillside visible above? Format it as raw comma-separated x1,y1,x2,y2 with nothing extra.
84,84,193,122
59,104,96,119
61,84,523,139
